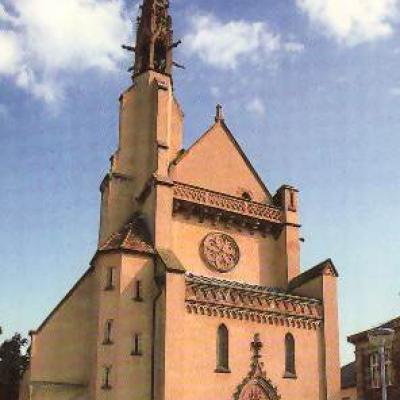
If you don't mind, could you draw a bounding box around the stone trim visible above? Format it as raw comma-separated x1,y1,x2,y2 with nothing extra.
173,182,283,225
185,274,323,330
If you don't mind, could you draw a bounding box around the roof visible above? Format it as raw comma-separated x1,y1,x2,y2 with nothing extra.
288,259,339,291
341,362,356,389
98,214,155,255
348,316,400,344
31,265,94,334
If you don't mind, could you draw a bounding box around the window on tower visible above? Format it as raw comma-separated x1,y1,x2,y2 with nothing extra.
103,319,114,345
215,324,230,373
105,267,115,290
284,333,296,378
131,333,142,356
101,366,112,390
133,279,143,302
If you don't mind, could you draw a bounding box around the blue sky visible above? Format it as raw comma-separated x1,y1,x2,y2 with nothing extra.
1,0,400,365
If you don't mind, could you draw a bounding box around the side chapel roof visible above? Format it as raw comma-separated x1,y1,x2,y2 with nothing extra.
288,259,339,291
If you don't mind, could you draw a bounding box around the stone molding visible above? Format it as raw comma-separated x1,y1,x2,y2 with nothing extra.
185,274,323,330
173,182,284,227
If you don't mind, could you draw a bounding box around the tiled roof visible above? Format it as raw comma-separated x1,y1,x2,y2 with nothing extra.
99,215,155,255
341,362,356,389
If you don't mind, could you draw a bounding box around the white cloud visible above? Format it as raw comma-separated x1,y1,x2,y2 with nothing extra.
0,31,22,74
390,87,400,96
297,0,400,45
246,97,266,116
0,0,131,102
184,14,303,70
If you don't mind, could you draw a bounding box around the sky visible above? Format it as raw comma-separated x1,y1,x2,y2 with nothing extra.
1,0,400,365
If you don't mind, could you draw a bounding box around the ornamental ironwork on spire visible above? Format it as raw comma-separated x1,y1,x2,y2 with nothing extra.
123,0,183,77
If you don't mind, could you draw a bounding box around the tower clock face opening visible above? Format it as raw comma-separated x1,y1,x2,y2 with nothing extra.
201,232,240,273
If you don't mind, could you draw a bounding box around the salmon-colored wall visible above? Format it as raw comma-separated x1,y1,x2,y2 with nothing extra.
172,122,270,204
93,253,156,400
160,273,323,400
172,216,285,288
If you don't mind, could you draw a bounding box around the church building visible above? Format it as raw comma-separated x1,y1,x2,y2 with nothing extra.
20,1,341,399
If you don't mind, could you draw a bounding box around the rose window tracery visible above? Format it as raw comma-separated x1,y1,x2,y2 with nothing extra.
201,232,240,272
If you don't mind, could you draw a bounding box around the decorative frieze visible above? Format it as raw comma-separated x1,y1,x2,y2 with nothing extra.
185,274,323,330
173,182,284,227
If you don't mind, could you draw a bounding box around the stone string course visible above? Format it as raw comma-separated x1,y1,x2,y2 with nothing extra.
185,274,323,330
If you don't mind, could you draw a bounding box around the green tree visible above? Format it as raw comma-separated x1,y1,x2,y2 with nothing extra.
0,333,30,400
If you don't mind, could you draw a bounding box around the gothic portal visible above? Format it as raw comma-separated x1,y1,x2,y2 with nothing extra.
20,1,341,400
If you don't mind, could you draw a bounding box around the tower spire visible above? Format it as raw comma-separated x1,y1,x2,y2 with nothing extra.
125,0,176,77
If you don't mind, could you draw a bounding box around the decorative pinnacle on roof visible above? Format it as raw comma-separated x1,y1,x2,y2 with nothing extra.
215,104,224,122
122,0,184,78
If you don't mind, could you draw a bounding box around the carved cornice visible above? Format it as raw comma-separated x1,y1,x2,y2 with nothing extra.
185,274,323,330
173,182,284,229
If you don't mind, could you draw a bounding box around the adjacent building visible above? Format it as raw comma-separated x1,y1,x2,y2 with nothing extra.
343,317,400,400
20,1,341,399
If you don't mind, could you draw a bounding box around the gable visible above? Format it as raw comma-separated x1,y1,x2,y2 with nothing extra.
172,121,272,203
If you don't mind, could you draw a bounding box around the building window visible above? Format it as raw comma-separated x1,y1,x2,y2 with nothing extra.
102,366,112,390
103,320,114,345
105,267,115,290
131,333,142,356
242,192,252,201
370,349,394,388
133,280,143,302
215,324,230,373
370,352,380,388
284,333,296,378
385,348,393,386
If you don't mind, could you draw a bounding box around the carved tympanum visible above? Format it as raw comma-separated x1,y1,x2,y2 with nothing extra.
201,232,240,272
240,384,270,400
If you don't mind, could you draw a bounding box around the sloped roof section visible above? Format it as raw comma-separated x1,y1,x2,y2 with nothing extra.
348,316,400,344
99,215,155,254
171,118,272,204
341,362,356,389
288,259,339,291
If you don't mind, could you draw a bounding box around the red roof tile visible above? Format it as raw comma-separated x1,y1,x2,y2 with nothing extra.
99,215,155,254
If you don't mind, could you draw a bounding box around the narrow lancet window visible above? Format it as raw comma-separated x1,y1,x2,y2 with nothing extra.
102,366,112,390
103,320,114,345
284,333,296,377
216,324,230,372
105,267,115,290
133,280,143,302
131,333,142,356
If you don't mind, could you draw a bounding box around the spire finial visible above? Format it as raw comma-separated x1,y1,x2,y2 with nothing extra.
215,104,224,122
123,0,177,78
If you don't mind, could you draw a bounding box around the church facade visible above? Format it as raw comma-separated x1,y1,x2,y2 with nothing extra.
20,1,341,399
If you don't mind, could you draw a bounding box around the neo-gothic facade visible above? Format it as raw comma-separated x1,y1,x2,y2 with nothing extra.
20,1,341,399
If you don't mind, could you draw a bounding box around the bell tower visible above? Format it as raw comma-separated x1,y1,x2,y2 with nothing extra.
98,0,183,245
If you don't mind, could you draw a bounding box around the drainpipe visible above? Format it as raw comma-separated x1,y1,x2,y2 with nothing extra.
151,256,164,400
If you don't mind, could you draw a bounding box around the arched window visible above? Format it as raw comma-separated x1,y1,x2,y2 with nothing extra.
242,191,252,201
216,324,230,372
284,333,296,377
